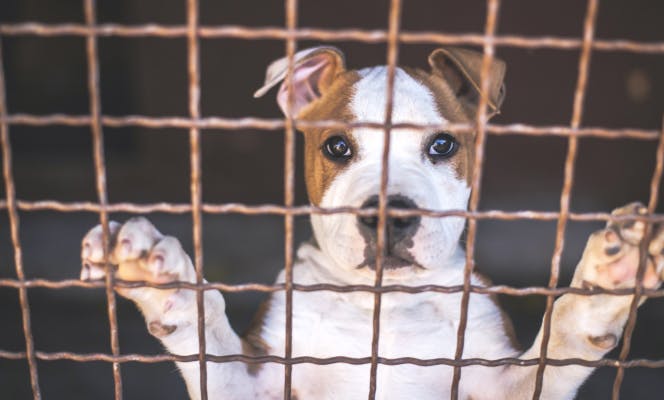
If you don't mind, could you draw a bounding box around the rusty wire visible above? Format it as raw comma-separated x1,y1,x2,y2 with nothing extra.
3,200,664,223
282,0,298,398
0,40,42,400
184,0,208,398
83,0,123,398
532,0,599,397
1,114,661,140
2,23,664,54
1,1,664,400
5,278,664,298
3,349,664,369
367,0,402,398
450,0,501,397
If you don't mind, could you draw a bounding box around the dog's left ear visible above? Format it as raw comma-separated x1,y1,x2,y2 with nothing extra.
254,46,346,117
428,47,506,115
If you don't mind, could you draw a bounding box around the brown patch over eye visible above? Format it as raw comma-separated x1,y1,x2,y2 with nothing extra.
297,71,361,205
402,67,477,185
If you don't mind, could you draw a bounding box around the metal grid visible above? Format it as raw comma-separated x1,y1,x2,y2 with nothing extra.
1,0,664,400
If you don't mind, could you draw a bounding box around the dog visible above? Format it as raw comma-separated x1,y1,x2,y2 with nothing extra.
79,46,664,399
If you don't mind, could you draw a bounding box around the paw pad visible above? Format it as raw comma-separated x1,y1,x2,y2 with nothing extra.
576,202,663,290
148,321,177,337
588,334,617,350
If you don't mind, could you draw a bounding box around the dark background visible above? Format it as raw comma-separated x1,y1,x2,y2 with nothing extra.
1,0,663,398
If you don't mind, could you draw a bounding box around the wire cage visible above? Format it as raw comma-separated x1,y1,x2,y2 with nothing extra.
1,0,664,399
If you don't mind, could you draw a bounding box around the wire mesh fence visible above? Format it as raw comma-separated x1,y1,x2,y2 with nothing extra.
1,0,664,399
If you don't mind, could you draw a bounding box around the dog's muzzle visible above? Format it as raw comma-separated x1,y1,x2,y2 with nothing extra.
356,195,421,270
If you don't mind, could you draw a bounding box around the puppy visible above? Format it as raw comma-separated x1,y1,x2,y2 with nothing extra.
80,46,664,399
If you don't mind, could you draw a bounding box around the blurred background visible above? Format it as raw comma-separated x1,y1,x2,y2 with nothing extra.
1,0,663,398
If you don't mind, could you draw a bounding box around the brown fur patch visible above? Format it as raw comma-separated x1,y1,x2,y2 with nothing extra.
297,71,361,205
402,67,477,185
474,271,522,351
242,296,273,376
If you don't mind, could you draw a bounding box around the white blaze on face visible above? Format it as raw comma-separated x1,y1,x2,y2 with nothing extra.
311,67,471,275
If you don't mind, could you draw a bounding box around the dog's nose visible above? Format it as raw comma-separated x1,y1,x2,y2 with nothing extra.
358,195,420,235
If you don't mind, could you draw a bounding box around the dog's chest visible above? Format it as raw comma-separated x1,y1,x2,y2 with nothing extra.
259,289,470,399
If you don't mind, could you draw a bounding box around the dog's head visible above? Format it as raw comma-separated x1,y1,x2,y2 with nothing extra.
255,46,506,280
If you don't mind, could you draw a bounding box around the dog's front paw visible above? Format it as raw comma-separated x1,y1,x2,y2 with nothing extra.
560,203,664,352
574,202,663,290
80,217,196,299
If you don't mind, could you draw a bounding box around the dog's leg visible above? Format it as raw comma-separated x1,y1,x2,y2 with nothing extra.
80,217,256,400
482,203,663,399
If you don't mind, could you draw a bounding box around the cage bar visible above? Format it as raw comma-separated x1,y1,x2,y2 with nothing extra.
366,0,403,398
0,40,42,400
282,0,298,398
450,0,502,398
0,115,661,140
531,0,599,397
1,23,664,54
183,0,209,398
3,278,664,298
3,201,664,224
3,348,664,368
82,0,124,398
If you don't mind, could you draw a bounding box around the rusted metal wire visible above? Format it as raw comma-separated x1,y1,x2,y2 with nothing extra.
3,349,664,369
2,23,664,54
2,114,661,140
532,0,599,398
610,119,664,399
82,0,123,398
184,0,208,398
450,0,501,398
0,40,42,400
3,200,664,223
282,0,298,398
6,278,664,298
367,1,402,398
2,1,664,398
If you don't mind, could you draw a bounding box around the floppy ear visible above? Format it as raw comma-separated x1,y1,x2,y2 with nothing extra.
428,47,506,115
254,46,346,117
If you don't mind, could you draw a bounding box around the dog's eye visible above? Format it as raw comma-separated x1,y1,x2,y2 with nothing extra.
427,133,458,160
323,135,353,161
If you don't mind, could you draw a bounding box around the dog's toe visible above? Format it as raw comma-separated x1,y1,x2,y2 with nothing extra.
607,202,648,245
145,236,194,283
80,221,121,281
114,217,163,263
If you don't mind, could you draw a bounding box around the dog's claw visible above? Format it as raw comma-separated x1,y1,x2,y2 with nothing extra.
81,243,92,260
118,239,133,260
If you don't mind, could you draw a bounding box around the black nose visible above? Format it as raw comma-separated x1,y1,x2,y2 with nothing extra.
358,195,420,235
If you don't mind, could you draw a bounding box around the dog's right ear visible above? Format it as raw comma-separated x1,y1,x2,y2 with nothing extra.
428,47,506,115
254,46,346,117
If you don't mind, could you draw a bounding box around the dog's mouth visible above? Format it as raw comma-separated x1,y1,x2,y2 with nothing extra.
357,254,425,271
